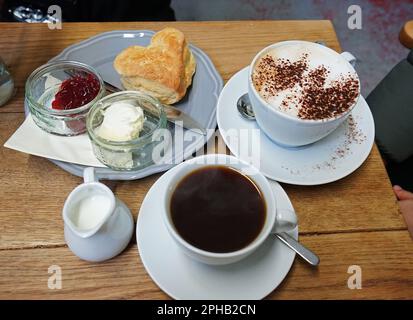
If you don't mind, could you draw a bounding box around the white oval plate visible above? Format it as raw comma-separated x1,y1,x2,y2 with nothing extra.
217,67,375,185
136,164,297,300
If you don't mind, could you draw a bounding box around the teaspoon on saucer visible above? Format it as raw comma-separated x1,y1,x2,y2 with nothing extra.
273,211,320,266
274,232,320,266
237,93,256,120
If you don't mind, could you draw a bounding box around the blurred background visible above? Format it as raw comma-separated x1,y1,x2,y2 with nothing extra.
174,0,412,97
1,0,412,96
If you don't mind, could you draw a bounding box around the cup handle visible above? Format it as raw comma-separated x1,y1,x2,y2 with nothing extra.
272,208,298,233
340,51,357,68
83,167,98,183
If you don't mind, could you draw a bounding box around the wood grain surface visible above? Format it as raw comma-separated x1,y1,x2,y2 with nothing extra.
0,231,411,300
0,21,411,299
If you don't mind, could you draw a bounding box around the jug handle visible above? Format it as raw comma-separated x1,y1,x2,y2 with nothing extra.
84,167,98,183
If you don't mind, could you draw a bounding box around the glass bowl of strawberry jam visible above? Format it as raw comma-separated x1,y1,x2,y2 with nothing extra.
25,60,105,136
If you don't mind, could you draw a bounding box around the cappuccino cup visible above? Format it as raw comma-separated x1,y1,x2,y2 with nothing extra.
248,41,360,147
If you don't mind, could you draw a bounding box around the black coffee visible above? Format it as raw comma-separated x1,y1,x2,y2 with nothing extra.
170,166,266,253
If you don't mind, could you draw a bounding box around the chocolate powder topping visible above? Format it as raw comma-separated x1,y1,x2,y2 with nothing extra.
253,54,308,95
252,54,359,120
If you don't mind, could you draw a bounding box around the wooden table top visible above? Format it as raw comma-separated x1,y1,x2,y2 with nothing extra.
0,21,412,299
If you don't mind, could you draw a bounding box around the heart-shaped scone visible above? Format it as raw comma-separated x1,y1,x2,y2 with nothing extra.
114,27,196,105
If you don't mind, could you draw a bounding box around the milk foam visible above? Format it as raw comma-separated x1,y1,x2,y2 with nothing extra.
253,43,358,118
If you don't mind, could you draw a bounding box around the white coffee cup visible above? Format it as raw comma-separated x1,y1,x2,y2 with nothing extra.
162,154,297,265
248,40,360,147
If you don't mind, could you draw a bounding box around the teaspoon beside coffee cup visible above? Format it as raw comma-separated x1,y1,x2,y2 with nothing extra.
270,207,319,266
237,93,256,120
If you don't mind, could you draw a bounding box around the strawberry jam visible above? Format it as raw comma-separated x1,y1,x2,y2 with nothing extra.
51,74,100,110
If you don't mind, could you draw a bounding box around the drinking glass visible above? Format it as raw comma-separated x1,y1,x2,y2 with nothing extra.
0,57,15,107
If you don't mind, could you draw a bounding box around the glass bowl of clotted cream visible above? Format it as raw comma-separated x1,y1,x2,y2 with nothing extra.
86,91,167,170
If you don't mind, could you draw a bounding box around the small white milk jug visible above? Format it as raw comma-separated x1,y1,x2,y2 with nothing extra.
62,167,134,262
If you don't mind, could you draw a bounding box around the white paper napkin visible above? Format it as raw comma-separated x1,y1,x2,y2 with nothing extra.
4,115,106,167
